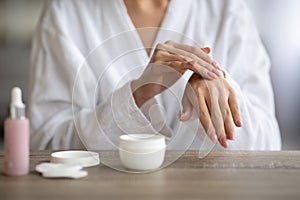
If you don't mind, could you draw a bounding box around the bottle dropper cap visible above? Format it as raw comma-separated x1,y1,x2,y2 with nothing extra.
10,87,26,119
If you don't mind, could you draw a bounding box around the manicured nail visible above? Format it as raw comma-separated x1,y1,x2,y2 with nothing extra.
188,60,196,66
212,61,221,70
227,131,234,140
179,112,189,121
178,113,182,120
212,68,222,77
207,71,218,79
236,120,243,127
221,137,229,148
178,112,184,121
208,129,218,143
212,133,218,144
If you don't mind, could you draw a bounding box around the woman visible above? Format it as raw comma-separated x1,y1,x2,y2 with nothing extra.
29,0,281,150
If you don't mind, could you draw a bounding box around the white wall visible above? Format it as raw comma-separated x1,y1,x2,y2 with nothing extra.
245,0,300,149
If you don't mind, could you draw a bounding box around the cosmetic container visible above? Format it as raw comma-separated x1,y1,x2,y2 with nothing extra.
119,134,166,171
4,87,29,176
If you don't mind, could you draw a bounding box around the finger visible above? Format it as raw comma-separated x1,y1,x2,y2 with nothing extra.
166,60,192,75
166,40,214,64
228,90,242,127
159,43,220,79
198,96,218,144
152,48,198,76
224,106,235,140
191,60,221,80
217,91,235,141
155,45,209,64
152,48,187,63
166,41,222,71
210,97,228,148
162,43,222,80
200,47,221,70
219,131,229,148
179,91,193,121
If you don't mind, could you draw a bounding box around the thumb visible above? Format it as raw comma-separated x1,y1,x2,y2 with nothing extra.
179,91,193,121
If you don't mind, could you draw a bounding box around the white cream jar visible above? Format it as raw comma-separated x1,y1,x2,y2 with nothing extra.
119,134,166,171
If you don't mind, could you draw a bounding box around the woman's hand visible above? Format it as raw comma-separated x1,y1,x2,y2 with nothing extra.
180,73,243,148
131,40,222,107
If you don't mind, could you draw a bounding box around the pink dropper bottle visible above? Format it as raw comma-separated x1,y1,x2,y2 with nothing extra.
4,87,29,176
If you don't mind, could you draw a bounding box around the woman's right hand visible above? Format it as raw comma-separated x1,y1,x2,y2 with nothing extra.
131,40,222,107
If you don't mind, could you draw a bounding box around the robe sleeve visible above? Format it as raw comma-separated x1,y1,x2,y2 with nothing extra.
28,21,169,150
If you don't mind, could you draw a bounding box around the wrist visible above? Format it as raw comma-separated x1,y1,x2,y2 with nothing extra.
131,81,165,107
131,81,150,108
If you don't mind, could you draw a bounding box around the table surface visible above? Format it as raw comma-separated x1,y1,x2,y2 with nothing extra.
1,151,300,200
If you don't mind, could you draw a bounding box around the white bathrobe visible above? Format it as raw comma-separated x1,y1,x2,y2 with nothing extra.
29,0,281,150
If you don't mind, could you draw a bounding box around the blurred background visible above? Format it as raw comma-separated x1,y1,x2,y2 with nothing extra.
0,0,299,149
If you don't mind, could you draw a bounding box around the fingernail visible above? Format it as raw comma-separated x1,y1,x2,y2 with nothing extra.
207,71,218,79
227,131,234,140
212,61,221,70
236,120,243,127
179,112,188,121
188,60,195,66
221,137,229,148
178,113,184,121
208,129,218,143
178,113,182,120
212,68,222,77
213,133,218,144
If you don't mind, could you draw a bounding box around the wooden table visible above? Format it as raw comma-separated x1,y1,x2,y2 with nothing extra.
1,151,300,200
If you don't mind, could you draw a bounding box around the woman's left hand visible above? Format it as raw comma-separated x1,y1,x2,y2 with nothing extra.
179,73,243,148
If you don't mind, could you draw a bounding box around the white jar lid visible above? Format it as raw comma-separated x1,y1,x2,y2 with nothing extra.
35,163,88,179
50,151,100,167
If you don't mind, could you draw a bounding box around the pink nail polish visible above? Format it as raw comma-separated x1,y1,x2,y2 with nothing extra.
207,71,218,79
179,112,188,121
225,140,229,148
188,60,195,66
178,113,182,120
222,137,229,148
228,131,234,140
212,68,222,77
212,61,217,68
208,129,218,143
178,112,184,120
213,134,218,144
212,61,221,70
237,120,243,127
